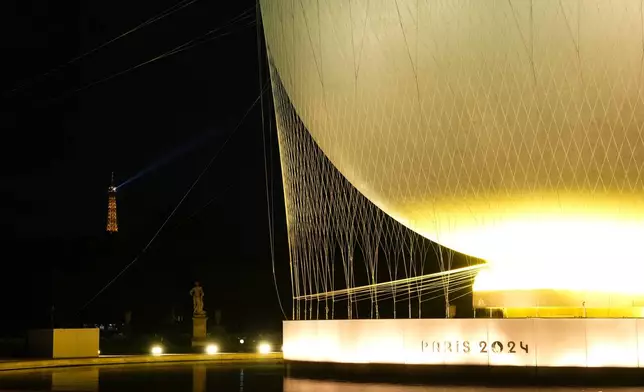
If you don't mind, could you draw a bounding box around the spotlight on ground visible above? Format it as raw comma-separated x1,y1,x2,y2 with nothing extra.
205,344,218,355
258,342,271,354
150,345,163,356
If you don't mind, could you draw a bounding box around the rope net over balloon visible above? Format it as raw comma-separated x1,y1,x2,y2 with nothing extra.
270,65,481,320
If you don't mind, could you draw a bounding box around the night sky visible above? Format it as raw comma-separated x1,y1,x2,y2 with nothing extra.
1,0,290,334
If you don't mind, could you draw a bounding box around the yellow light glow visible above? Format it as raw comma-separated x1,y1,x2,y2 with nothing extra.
150,345,163,356
258,342,271,354
205,344,218,355
467,218,644,294
401,195,644,296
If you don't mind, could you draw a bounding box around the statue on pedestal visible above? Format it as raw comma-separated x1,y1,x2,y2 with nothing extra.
190,281,205,316
190,281,208,348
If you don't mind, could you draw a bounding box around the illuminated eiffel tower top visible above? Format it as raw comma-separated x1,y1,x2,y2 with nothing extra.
106,172,118,233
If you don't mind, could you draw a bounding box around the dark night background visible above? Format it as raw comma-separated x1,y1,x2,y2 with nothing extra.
0,0,290,335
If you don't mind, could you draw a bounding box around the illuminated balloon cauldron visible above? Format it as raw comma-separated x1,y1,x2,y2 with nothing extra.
261,0,644,316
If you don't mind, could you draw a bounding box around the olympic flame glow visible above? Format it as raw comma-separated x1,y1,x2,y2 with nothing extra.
405,196,644,296
466,217,644,294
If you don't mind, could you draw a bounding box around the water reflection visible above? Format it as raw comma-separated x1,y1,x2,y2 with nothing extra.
284,379,451,392
51,367,99,391
192,364,206,392
283,379,641,392
0,362,282,391
284,379,508,392
0,363,637,392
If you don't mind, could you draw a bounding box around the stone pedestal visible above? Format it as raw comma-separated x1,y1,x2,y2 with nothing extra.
191,315,208,347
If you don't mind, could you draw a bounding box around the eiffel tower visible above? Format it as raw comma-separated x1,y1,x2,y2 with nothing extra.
106,172,118,233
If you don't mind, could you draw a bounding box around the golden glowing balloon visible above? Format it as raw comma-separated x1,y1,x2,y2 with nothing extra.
261,1,644,297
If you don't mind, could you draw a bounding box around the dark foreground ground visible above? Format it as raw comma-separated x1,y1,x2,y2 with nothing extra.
0,362,642,392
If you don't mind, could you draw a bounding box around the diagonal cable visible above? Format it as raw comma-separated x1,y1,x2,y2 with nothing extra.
4,0,203,97
40,8,256,105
